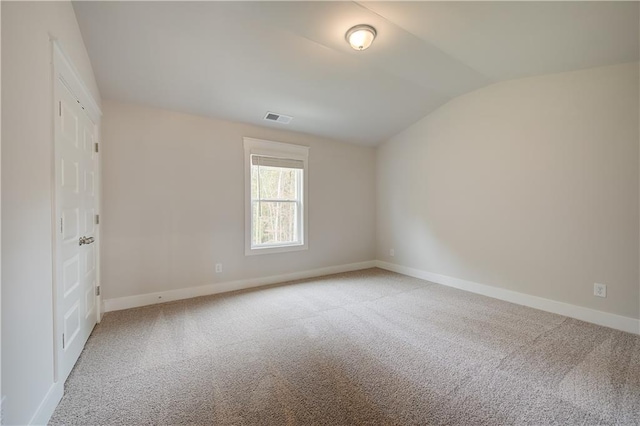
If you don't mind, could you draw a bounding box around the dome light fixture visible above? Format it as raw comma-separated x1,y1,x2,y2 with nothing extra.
345,24,377,51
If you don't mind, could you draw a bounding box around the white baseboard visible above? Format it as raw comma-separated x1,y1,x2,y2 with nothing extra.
104,259,640,334
104,261,377,312
29,381,63,426
376,260,640,335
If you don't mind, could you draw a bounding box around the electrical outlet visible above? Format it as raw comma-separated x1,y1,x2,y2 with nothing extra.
389,248,395,257
594,283,607,298
1,396,6,424
215,263,222,273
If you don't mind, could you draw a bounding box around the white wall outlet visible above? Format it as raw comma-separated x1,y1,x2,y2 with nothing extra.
389,248,395,257
215,263,222,273
1,396,6,424
594,283,607,298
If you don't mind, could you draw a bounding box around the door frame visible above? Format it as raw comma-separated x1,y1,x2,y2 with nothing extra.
51,40,102,383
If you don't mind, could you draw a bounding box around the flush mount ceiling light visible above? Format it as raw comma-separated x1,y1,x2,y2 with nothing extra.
345,24,377,51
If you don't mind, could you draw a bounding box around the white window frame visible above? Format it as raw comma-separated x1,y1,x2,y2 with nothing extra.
244,137,309,256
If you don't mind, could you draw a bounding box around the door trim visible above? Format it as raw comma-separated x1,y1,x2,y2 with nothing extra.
51,39,102,384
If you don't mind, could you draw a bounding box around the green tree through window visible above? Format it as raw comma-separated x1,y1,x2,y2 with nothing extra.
251,164,301,246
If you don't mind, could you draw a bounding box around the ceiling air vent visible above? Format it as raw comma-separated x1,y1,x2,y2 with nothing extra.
264,112,293,124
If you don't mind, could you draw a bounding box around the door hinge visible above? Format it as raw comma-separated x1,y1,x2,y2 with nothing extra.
60,218,64,234
58,101,62,117
95,142,99,153
95,214,100,225
96,286,101,296
62,333,65,349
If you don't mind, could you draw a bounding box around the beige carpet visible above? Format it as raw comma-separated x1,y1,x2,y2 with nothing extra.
50,268,640,425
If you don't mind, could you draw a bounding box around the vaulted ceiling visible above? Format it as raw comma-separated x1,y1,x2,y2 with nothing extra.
73,1,639,146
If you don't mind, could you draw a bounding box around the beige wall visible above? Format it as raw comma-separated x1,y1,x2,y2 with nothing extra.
1,2,101,424
101,100,376,300
377,62,640,320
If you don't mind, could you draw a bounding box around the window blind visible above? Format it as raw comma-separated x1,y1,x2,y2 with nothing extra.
251,155,304,170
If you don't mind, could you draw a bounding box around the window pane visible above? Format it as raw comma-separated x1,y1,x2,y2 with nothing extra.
252,201,298,246
251,164,258,199
251,166,298,200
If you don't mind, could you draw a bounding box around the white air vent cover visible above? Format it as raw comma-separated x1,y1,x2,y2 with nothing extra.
264,112,293,124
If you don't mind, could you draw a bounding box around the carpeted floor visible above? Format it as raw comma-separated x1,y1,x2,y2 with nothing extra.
50,268,640,425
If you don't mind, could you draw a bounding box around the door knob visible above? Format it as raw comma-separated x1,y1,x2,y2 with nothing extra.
79,236,95,246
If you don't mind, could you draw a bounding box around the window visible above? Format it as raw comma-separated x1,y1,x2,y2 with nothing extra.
244,137,309,255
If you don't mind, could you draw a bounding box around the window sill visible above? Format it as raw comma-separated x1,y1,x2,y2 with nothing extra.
245,243,308,256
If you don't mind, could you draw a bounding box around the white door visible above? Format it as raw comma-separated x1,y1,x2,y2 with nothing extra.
54,77,98,382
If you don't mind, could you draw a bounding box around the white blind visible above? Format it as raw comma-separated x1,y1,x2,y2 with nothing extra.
251,155,304,170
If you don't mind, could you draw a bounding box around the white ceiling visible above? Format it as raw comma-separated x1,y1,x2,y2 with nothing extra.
73,1,639,146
